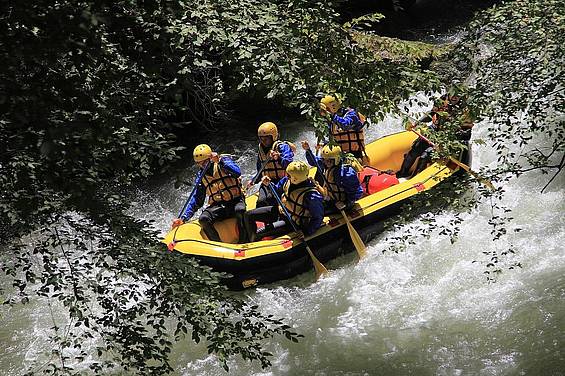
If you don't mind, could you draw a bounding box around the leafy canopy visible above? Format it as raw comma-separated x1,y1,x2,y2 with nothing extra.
0,0,436,373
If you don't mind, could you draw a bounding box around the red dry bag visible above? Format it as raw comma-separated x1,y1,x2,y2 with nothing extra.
358,167,399,195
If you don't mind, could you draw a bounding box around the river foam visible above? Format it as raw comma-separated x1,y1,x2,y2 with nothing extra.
136,101,564,375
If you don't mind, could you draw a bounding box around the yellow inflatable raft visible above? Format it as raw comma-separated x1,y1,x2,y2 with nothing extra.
163,131,469,289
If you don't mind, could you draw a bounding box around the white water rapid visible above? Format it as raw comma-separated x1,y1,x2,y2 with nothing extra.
1,96,563,376
133,99,564,375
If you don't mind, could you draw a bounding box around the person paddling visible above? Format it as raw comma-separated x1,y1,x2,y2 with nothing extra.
244,161,324,242
302,141,363,213
246,122,294,208
172,144,247,243
397,93,474,178
319,95,368,162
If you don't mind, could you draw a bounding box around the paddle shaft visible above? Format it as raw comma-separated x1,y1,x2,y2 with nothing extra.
340,209,367,259
410,129,495,190
177,160,209,218
268,182,328,279
250,158,272,186
268,183,305,235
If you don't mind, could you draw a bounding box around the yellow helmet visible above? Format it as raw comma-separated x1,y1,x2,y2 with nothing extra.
193,144,212,162
320,95,341,113
321,144,341,163
286,161,310,184
257,122,278,141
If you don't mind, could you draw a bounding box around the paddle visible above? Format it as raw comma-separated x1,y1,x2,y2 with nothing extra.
410,129,495,191
242,158,274,201
311,154,367,260
176,160,210,220
246,158,272,191
268,182,329,280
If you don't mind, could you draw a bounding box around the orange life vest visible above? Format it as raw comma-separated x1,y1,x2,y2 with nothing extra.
282,180,317,227
324,165,347,203
330,109,366,153
201,161,243,205
258,141,287,180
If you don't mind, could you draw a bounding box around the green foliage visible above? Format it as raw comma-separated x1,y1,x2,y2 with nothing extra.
0,1,312,373
353,33,452,64
1,0,442,373
439,0,564,278
170,0,438,138
448,0,564,191
342,12,386,31
387,0,563,280
5,209,303,374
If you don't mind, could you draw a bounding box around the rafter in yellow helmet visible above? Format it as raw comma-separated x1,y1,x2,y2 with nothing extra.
193,144,212,162
320,95,341,114
286,161,309,184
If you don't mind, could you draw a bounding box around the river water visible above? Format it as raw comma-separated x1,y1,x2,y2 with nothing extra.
1,92,563,375
129,98,564,375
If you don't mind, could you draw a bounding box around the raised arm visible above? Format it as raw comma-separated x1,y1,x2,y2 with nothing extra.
277,142,294,169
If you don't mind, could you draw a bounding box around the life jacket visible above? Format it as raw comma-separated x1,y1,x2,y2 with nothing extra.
324,164,348,203
201,161,243,205
282,180,317,227
330,108,366,153
358,166,399,195
258,141,294,181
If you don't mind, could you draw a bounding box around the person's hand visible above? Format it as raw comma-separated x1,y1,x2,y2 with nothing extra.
269,150,280,160
210,152,220,163
405,121,415,131
315,143,323,153
319,103,328,117
171,218,184,229
301,140,310,150
311,178,326,196
246,179,254,190
261,175,271,186
335,201,346,210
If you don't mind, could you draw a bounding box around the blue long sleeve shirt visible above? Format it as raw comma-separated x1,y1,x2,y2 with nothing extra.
324,108,364,144
180,156,241,220
305,150,363,206
330,107,364,129
253,141,294,183
272,176,324,236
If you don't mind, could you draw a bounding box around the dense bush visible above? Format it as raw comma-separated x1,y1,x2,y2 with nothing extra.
0,0,437,373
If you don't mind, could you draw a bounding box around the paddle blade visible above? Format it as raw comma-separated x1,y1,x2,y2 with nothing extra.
347,220,367,259
305,246,329,280
341,210,367,260
449,157,496,191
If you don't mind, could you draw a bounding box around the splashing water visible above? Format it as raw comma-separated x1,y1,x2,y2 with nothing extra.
133,100,564,375
1,95,563,375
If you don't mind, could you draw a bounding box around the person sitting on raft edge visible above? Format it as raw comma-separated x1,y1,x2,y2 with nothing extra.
301,141,363,213
171,144,247,243
397,93,474,179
